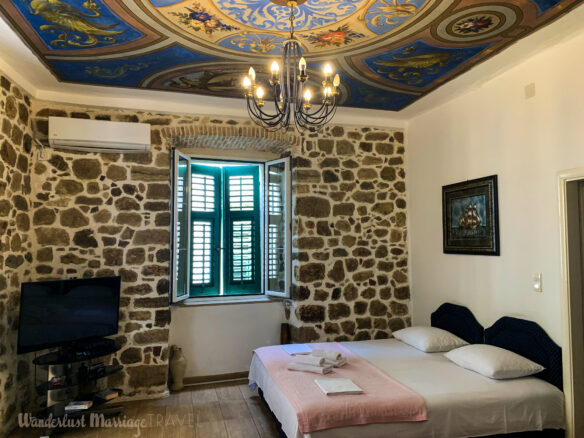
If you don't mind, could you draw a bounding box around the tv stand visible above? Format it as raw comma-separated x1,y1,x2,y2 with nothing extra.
34,338,119,366
32,338,123,433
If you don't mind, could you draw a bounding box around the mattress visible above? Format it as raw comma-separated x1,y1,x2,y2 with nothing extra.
249,339,565,438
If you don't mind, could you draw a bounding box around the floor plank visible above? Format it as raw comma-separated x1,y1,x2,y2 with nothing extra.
238,382,255,399
246,395,281,438
161,426,195,438
219,399,251,421
224,418,261,438
196,420,229,438
215,383,244,401
191,385,219,404
194,401,224,423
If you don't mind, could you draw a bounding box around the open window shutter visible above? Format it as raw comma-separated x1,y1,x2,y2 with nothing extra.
265,157,291,298
190,164,221,297
224,165,261,295
171,150,191,303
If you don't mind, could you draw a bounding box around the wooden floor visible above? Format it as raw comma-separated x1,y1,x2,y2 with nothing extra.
10,380,281,438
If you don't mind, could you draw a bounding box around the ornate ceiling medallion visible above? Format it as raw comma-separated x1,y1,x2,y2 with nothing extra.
433,4,520,43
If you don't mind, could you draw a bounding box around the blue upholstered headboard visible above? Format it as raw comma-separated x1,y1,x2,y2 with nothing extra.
485,317,563,390
431,302,484,344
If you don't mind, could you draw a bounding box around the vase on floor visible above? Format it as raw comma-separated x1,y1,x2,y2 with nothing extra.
169,345,187,391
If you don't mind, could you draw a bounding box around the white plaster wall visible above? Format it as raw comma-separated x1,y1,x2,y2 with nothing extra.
407,27,584,344
169,301,284,377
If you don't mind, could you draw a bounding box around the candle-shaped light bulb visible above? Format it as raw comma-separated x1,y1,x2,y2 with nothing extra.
248,66,256,82
256,86,264,100
299,57,307,73
333,73,340,88
243,76,251,89
270,61,280,74
303,88,312,102
323,63,333,79
269,61,280,85
324,87,332,97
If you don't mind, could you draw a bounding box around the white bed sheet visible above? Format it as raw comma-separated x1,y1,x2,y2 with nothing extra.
248,339,565,438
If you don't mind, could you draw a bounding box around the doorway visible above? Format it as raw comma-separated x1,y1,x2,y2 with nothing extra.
559,170,584,438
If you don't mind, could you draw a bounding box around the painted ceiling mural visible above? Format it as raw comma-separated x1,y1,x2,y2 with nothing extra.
0,0,582,111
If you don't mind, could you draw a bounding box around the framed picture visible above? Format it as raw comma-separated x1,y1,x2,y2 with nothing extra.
442,175,499,255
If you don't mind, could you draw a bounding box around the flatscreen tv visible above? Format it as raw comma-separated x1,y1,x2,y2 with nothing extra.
17,276,121,354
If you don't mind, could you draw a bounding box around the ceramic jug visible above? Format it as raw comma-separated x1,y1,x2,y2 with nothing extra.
169,345,187,391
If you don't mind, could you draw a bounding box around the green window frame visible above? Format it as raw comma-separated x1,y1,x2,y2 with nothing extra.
171,153,290,303
223,166,262,295
189,164,221,297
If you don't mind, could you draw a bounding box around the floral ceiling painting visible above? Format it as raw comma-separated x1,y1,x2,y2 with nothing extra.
1,0,582,111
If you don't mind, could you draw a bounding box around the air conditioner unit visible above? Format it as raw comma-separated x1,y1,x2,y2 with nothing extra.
48,116,151,153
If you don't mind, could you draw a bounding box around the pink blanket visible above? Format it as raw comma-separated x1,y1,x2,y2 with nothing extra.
254,342,427,433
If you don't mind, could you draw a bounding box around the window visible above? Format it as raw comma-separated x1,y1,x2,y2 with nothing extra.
170,154,290,302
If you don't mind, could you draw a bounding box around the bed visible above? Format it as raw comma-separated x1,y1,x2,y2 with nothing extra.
249,303,565,438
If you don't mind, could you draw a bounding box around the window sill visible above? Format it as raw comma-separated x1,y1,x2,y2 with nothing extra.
179,296,279,307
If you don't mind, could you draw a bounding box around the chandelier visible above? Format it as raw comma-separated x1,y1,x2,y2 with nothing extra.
242,0,340,132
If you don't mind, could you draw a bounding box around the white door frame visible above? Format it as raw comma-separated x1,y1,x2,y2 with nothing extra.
557,167,584,438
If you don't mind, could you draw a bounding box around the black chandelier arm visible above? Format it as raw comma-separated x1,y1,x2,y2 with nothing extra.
295,97,337,124
294,99,338,132
269,83,287,117
247,106,287,129
246,97,290,131
296,94,337,117
247,96,287,122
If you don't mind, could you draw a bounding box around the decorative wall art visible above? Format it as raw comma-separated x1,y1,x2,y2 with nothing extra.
442,175,499,255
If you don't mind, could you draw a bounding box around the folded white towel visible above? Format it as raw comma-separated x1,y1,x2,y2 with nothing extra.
324,357,347,368
292,355,325,367
311,349,342,361
287,362,333,374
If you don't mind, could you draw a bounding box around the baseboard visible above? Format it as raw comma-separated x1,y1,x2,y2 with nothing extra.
183,371,249,386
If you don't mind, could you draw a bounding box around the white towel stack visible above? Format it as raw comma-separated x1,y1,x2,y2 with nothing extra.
287,354,333,374
311,349,348,368
286,349,347,374
286,362,333,374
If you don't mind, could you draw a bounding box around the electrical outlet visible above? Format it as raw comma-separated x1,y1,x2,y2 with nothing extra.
525,83,536,99
533,273,543,292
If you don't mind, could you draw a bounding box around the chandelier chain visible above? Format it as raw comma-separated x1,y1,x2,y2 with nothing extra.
242,0,339,132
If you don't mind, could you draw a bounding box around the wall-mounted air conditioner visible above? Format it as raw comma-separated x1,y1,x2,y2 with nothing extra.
48,116,151,153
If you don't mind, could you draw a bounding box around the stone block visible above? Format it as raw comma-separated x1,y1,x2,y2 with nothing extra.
127,365,167,387
298,263,325,283
72,159,102,180
134,329,169,345
328,303,350,320
59,208,89,228
298,305,325,323
133,230,169,245
120,348,142,365
295,196,330,218
36,227,70,246
290,326,319,343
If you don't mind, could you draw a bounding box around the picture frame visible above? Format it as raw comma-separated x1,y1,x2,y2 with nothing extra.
442,175,499,255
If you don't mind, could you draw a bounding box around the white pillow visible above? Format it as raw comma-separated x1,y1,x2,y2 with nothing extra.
393,326,468,352
444,344,545,379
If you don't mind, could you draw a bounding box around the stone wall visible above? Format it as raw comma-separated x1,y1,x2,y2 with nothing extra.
27,103,293,403
30,105,175,400
10,99,410,420
0,73,34,436
289,126,410,342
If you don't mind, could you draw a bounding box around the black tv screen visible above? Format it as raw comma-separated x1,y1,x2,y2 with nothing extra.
17,276,121,354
